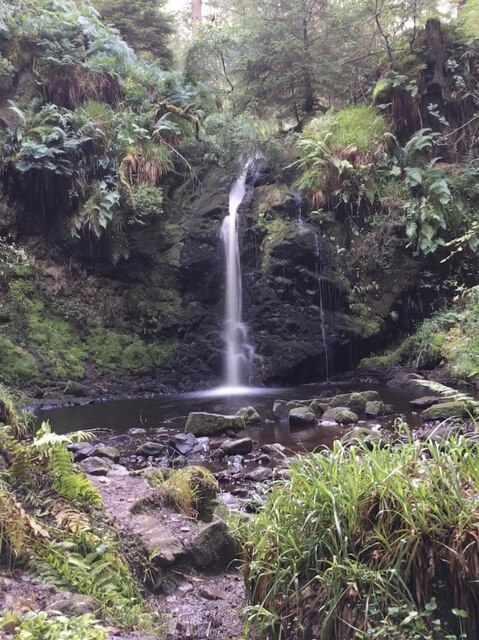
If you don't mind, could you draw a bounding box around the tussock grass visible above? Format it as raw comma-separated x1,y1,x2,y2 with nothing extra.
238,436,479,639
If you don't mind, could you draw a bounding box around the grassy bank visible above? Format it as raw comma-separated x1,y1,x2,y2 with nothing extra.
238,433,479,639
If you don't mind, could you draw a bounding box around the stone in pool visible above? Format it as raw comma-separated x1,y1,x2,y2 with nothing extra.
185,412,245,436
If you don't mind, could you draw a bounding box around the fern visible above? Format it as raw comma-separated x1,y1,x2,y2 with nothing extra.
32,422,102,505
413,379,479,408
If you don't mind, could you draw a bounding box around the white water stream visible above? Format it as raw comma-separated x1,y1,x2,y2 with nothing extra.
220,167,255,389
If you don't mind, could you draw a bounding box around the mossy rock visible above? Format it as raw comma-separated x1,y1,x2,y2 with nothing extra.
421,401,471,421
185,412,245,436
365,400,385,417
372,77,392,104
330,391,381,414
236,406,261,425
309,400,331,416
142,466,218,522
322,407,359,424
273,399,312,420
289,406,316,426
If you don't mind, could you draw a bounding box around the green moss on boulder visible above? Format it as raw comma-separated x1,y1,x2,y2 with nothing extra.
422,401,471,421
185,412,245,436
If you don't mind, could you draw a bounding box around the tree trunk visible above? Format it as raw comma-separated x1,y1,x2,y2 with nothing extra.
302,16,314,113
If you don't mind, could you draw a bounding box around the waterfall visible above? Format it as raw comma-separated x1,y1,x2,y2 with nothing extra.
314,234,331,381
220,166,255,388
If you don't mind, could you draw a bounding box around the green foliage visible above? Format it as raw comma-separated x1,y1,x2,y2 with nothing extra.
33,534,159,631
363,287,479,380
130,184,164,219
239,436,479,639
0,612,108,640
96,0,174,65
0,0,201,263
0,337,39,383
293,107,387,222
32,422,102,505
144,466,218,521
459,0,479,38
0,54,14,91
0,392,159,634
204,111,285,169
73,182,120,240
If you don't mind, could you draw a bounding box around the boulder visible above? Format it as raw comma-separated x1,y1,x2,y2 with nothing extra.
387,372,423,387
80,456,115,475
422,401,470,421
170,432,199,455
67,441,95,461
63,381,89,397
235,406,262,425
341,426,388,447
335,408,359,424
289,407,316,426
245,467,274,482
46,594,99,616
330,391,380,413
409,395,445,409
273,399,312,420
261,443,286,456
132,515,185,567
93,445,120,462
309,400,330,416
365,401,384,418
188,519,239,571
221,438,253,456
321,407,358,424
272,399,288,419
185,412,245,436
135,441,168,457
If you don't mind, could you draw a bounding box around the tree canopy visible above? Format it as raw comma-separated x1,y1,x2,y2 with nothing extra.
96,0,175,66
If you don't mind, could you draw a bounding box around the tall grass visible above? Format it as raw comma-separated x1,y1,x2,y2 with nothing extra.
238,436,479,639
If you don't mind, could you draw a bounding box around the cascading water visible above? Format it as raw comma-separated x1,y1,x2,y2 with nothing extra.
314,234,331,381
220,166,255,388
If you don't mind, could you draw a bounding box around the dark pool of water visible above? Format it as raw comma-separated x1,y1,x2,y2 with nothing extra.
36,382,427,453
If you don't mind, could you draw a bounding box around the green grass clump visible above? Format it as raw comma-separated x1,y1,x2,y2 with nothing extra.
238,436,479,639
329,106,389,154
144,466,218,522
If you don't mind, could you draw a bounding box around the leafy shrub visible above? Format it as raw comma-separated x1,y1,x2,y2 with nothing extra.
0,612,108,640
130,184,164,219
0,55,14,92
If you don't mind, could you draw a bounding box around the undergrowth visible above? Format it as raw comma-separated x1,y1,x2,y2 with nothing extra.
238,435,479,639
0,397,161,636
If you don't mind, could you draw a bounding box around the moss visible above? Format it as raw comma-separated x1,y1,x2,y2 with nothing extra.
6,271,177,382
372,78,392,105
0,337,39,384
336,306,384,340
359,338,413,371
27,301,86,379
254,184,292,219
